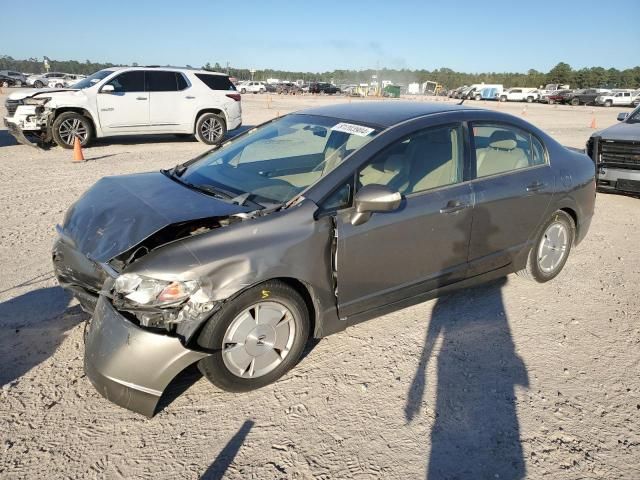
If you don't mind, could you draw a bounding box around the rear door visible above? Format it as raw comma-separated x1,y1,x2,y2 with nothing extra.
96,70,149,130
467,121,554,276
147,70,191,131
334,123,473,318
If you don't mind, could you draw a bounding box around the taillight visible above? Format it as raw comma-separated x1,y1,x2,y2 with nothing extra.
226,94,241,102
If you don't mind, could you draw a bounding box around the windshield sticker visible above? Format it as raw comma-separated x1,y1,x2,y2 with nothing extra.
331,122,375,137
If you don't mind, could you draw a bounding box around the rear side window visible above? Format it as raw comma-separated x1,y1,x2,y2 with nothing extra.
146,71,178,91
176,73,189,90
472,123,547,178
105,71,145,93
195,74,236,91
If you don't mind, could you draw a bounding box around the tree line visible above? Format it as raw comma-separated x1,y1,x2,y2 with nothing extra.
2,55,638,90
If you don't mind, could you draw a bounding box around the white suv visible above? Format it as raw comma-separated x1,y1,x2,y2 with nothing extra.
237,81,266,94
499,88,539,103
4,67,242,148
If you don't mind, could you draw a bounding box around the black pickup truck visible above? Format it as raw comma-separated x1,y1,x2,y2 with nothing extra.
564,89,606,106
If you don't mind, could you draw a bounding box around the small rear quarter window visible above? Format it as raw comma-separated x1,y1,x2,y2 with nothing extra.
195,74,236,91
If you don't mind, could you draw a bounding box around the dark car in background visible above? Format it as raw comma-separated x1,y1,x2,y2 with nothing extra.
0,74,18,88
309,82,340,94
564,89,607,106
588,104,640,195
0,70,27,87
53,102,595,416
276,82,302,95
547,89,573,105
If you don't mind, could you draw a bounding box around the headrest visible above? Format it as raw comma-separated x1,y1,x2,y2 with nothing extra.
489,130,517,150
382,154,404,173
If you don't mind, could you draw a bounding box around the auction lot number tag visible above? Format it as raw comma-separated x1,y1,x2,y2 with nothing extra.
331,122,375,137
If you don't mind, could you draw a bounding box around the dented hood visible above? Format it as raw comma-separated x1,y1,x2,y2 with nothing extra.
60,172,253,263
8,88,79,101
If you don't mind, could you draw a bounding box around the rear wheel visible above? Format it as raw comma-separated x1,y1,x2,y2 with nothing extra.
34,80,44,88
516,210,575,283
526,96,534,103
1,81,8,88
500,96,507,102
52,112,94,149
195,112,226,145
570,98,580,106
548,99,555,105
197,280,310,392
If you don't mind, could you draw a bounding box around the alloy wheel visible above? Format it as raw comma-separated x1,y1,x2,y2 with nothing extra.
200,117,223,143
222,302,296,378
537,221,569,274
58,118,88,146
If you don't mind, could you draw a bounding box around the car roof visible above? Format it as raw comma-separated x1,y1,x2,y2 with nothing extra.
103,66,228,76
297,101,474,128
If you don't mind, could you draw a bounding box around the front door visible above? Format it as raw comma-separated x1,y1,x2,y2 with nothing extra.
335,123,473,318
96,70,149,130
467,122,554,276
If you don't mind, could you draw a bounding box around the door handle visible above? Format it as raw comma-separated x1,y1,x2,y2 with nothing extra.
440,200,470,214
526,181,545,192
185,95,196,99
136,96,148,100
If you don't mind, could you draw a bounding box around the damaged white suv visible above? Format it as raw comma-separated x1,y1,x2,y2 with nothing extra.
4,67,242,148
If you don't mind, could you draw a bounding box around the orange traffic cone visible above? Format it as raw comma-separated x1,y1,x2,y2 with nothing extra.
73,136,85,162
590,116,597,129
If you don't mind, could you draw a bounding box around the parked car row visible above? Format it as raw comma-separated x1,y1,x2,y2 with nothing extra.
234,80,341,95
448,83,639,107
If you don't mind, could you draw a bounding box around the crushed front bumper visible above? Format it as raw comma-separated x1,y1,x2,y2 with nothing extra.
84,296,210,417
597,167,640,195
3,117,41,148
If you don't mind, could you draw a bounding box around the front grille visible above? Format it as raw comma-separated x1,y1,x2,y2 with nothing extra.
600,140,640,169
5,99,22,117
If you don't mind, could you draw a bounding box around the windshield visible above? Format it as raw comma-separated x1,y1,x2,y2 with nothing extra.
177,114,380,205
627,105,640,123
70,70,114,89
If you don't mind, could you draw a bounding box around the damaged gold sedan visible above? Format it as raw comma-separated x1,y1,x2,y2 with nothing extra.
53,102,595,416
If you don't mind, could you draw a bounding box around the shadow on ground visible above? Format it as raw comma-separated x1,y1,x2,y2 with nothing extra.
200,420,254,479
0,286,86,385
405,278,529,479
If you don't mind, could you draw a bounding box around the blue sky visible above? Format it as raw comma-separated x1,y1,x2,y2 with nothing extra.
2,0,638,73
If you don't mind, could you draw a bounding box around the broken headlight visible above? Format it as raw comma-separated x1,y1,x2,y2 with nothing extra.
23,97,51,106
113,273,216,332
114,273,198,306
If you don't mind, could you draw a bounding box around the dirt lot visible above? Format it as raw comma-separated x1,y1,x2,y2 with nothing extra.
0,92,638,479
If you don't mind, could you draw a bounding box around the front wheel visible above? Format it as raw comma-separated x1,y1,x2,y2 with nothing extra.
516,210,575,283
52,112,94,149
1,81,8,88
526,96,534,103
197,280,311,392
604,100,612,107
500,96,507,102
195,112,226,145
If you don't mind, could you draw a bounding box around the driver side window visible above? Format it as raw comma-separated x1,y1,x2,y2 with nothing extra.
358,124,463,195
105,71,145,93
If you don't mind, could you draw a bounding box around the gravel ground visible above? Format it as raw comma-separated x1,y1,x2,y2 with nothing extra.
0,92,638,479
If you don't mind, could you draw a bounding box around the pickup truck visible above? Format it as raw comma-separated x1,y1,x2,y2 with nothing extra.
563,89,609,106
596,91,638,107
498,88,539,103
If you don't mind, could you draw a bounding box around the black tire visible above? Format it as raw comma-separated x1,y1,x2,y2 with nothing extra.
526,96,534,103
548,99,555,105
500,96,507,102
51,111,94,149
570,98,580,106
516,210,575,283
34,80,44,88
240,88,246,94
1,81,8,88
197,280,311,392
604,100,612,107
475,94,481,101
195,112,226,145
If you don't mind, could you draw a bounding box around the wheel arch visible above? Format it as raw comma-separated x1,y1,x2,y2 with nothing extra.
53,107,97,132
193,108,228,133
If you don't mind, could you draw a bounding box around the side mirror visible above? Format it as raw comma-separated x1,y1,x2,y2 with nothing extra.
351,184,402,226
101,84,115,93
617,112,629,122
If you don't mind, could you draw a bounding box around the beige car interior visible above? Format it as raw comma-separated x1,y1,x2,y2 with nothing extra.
476,129,529,177
359,127,460,194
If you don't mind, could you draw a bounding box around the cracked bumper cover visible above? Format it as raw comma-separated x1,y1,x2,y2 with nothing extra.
4,117,40,147
84,296,210,417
